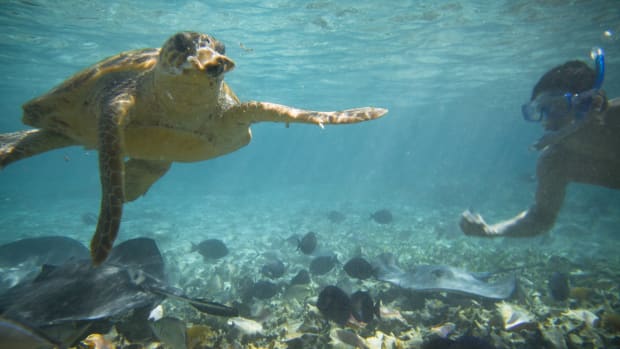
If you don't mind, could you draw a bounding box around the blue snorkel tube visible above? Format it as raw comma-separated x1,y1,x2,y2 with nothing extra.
592,47,605,90
564,47,606,119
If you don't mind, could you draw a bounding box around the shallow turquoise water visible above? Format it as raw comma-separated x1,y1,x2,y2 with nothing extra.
1,0,620,255
0,0,618,247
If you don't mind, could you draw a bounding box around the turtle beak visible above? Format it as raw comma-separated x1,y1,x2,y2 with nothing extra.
187,47,235,77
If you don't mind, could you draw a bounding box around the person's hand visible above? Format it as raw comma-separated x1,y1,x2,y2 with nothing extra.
459,210,494,237
590,90,608,125
590,89,608,113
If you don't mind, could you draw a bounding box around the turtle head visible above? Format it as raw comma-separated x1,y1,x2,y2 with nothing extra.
158,32,235,78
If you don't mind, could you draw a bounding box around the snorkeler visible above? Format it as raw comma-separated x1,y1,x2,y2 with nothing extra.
460,48,620,238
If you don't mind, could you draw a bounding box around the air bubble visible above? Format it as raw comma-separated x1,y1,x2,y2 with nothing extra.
590,46,603,60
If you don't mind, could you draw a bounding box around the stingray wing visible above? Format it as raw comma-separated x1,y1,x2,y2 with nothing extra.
107,237,165,280
0,238,166,326
374,254,516,300
0,237,235,327
0,236,89,292
404,265,516,300
0,262,162,326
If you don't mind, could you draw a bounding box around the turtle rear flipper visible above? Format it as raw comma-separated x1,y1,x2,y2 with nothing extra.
91,97,132,265
124,159,172,202
225,101,387,126
0,129,76,169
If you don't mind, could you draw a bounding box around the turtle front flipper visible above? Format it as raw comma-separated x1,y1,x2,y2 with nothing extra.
124,159,172,202
91,96,133,265
224,102,388,127
0,129,77,169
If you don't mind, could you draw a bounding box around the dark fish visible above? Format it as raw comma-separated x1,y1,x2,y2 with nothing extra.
370,209,393,224
309,254,338,275
261,259,286,279
249,280,280,299
327,210,346,223
549,271,570,301
350,291,379,323
191,239,229,260
343,257,375,280
316,286,351,325
290,269,310,285
298,232,317,255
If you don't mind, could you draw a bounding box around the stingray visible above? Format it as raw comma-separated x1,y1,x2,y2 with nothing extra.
0,236,89,292
374,253,516,300
0,237,237,327
0,236,89,267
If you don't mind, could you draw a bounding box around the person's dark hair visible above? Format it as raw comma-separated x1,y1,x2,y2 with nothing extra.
531,60,596,100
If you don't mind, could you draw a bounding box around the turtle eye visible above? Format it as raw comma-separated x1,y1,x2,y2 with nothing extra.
171,33,195,53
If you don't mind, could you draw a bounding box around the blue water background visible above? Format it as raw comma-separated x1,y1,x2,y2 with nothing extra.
0,0,619,244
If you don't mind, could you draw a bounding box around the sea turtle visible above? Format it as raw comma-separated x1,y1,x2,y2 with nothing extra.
0,32,387,264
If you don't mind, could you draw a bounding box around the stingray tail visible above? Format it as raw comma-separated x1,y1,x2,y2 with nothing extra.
493,262,544,275
151,287,238,317
473,262,545,281
188,298,239,317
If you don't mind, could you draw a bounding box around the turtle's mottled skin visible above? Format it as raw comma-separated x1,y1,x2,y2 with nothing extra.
0,32,387,264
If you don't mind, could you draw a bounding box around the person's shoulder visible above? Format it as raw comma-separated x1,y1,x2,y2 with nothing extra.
604,97,620,117
601,97,620,126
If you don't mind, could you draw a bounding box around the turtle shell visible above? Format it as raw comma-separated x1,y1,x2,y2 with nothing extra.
21,48,160,148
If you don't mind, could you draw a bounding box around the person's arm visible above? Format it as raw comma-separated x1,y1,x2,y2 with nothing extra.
460,147,568,237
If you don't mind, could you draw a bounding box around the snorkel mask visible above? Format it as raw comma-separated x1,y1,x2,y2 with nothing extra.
522,47,606,123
